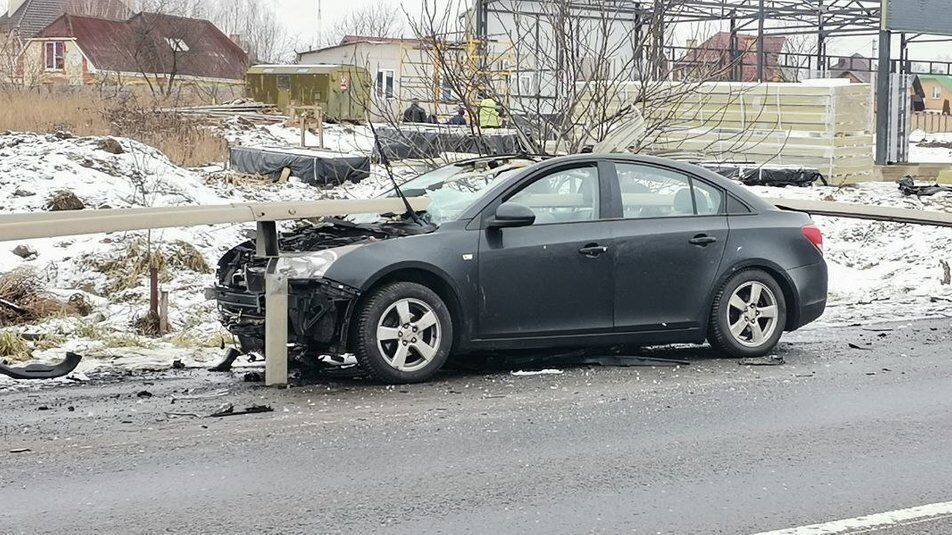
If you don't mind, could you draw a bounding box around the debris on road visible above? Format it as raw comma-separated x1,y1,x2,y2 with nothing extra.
171,359,185,370
243,371,263,382
136,390,153,398
209,404,274,418
209,348,241,372
738,355,785,366
848,343,873,351
9,448,31,454
0,352,83,380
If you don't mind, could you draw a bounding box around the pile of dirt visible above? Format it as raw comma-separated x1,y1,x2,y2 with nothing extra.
46,190,85,211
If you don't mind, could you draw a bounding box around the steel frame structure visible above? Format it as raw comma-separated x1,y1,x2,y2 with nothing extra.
474,0,952,164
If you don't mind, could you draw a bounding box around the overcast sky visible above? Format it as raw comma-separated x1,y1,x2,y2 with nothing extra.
0,0,944,61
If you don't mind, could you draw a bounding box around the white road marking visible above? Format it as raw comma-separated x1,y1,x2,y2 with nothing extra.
753,501,952,534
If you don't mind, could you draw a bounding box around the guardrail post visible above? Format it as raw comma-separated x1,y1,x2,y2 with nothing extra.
264,258,288,387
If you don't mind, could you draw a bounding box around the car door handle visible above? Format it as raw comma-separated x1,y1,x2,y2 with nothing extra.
689,235,718,246
579,244,608,257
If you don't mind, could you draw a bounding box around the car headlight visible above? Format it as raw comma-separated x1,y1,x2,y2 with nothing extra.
277,245,360,280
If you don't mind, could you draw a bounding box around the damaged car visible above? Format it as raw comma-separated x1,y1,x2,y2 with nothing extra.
209,154,827,383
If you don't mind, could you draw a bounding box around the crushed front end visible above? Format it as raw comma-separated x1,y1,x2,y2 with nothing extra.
207,218,431,357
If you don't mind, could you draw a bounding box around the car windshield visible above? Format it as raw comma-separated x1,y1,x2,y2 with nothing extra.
374,159,535,226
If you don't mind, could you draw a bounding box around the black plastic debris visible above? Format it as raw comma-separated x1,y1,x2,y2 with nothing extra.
0,352,82,380
738,355,785,366
171,359,185,370
9,448,30,454
848,343,872,351
210,404,273,418
209,348,241,372
243,371,263,382
898,176,952,197
136,390,154,398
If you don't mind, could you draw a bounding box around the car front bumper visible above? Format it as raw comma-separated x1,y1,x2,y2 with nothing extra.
206,278,361,355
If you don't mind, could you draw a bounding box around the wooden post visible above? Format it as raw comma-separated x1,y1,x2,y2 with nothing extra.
317,106,324,149
159,290,169,334
149,266,159,319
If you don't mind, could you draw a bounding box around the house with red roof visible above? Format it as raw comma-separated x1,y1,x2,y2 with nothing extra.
674,32,788,82
15,11,248,93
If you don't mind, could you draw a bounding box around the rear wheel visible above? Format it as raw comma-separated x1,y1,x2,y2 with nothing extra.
353,282,452,383
708,269,786,358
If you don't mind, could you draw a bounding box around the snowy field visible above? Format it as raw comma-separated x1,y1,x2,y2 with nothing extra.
1,121,952,384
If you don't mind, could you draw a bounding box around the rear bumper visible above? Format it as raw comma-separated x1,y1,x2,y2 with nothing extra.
787,261,828,329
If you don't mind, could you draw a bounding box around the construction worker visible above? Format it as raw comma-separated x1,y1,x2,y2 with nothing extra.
478,94,501,128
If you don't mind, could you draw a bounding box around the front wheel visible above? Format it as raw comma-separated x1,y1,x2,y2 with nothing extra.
708,269,787,358
353,282,453,383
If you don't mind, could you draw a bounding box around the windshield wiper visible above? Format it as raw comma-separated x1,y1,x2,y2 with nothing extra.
368,121,424,226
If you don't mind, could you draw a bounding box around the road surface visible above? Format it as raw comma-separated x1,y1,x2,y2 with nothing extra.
1,318,951,534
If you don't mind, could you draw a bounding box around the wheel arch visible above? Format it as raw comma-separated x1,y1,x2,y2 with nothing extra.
709,260,801,331
351,263,465,351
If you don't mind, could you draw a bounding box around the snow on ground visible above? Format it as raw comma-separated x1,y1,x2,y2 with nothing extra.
4,123,952,385
745,180,952,325
0,130,398,385
909,130,952,163
216,117,376,155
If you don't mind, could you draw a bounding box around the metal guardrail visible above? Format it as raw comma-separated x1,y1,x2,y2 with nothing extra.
1,195,950,385
765,198,952,227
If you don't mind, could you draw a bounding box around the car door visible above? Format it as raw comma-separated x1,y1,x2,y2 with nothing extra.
607,161,729,332
476,162,614,339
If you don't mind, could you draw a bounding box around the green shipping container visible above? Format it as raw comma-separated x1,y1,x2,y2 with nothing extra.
246,64,371,121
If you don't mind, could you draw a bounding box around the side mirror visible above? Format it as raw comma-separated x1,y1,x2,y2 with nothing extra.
489,202,535,228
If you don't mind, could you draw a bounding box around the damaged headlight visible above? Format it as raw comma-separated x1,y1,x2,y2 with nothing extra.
277,245,361,280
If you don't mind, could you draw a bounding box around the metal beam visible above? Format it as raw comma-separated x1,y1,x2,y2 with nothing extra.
875,29,892,166
0,198,431,242
767,198,952,227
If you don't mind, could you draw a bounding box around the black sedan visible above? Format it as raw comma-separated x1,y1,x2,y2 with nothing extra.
211,154,827,383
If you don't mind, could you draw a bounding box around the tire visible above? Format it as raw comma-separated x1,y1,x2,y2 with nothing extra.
708,269,787,358
353,281,453,384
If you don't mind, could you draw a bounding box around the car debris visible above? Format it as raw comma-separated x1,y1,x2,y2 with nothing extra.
0,351,82,380
171,359,185,370
209,403,274,418
9,448,31,454
208,348,242,372
848,343,872,351
511,369,563,376
136,390,154,398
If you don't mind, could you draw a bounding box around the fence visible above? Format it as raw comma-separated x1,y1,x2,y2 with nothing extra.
911,112,952,133
581,81,875,185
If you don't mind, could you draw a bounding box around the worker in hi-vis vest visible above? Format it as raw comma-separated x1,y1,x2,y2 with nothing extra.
478,94,501,128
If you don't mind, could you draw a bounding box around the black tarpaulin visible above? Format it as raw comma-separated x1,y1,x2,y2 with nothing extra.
374,125,524,160
230,146,371,186
701,163,827,187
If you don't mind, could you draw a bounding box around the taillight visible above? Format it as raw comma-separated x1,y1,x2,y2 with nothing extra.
801,224,823,254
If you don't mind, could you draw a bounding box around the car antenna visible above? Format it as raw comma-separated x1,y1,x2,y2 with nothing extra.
367,119,424,225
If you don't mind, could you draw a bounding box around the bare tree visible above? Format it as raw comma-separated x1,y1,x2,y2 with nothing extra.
331,3,407,43
208,0,297,63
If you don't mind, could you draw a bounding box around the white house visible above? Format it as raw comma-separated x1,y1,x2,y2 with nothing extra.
297,36,452,121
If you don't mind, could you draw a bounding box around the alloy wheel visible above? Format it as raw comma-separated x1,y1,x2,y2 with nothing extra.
727,281,779,348
375,298,442,372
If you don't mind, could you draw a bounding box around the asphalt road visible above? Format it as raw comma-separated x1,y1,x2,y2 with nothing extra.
2,318,952,534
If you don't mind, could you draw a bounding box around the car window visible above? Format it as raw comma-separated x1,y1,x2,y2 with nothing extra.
507,166,599,225
615,163,697,219
692,179,724,215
